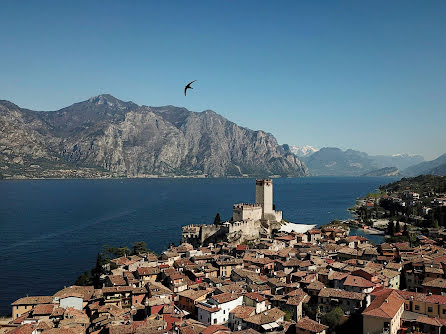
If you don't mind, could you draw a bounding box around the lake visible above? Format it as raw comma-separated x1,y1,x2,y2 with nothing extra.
0,176,395,315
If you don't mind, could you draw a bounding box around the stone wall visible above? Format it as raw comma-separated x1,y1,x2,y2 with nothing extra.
233,204,262,222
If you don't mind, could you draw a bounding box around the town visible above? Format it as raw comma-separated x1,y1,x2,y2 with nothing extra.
3,177,446,334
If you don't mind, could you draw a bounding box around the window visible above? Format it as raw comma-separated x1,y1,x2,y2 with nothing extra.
428,307,433,313
415,305,420,311
443,309,446,315
213,319,217,324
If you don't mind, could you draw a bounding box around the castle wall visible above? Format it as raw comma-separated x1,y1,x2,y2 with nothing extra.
229,220,262,241
233,204,262,222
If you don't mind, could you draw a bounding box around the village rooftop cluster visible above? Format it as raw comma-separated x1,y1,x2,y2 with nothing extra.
3,177,446,334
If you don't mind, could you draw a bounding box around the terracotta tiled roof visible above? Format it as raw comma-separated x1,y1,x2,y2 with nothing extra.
416,316,446,327
177,289,210,301
244,292,267,302
343,275,375,288
136,267,160,276
11,296,53,305
296,317,328,333
54,286,94,300
318,288,365,301
211,293,239,304
7,324,34,334
422,277,446,288
33,303,55,315
362,289,404,319
201,325,230,334
245,307,285,325
230,305,255,319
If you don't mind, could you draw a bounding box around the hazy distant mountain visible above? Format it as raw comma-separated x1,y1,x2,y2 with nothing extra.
0,95,309,179
372,153,424,170
289,145,319,157
299,146,425,176
361,167,401,177
302,147,378,176
403,153,446,176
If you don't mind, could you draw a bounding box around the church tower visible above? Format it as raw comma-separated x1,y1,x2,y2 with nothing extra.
255,179,273,215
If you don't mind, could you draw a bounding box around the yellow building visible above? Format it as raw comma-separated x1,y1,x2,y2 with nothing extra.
363,290,404,334
11,296,53,319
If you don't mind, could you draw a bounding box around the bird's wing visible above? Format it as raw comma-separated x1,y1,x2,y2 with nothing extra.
187,80,197,86
184,86,187,96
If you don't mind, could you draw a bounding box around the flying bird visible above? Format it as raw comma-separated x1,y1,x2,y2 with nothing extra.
184,80,196,96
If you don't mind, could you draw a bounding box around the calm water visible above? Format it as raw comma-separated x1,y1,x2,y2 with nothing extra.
0,177,395,315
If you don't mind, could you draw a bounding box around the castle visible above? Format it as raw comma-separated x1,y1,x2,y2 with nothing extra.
181,179,283,246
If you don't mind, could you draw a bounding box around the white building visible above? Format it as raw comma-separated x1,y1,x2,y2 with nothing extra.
197,293,243,325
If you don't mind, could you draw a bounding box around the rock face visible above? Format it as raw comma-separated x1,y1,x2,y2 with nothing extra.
0,95,309,178
361,167,401,177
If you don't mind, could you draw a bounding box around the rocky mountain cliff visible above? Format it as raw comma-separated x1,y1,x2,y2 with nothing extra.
0,95,309,179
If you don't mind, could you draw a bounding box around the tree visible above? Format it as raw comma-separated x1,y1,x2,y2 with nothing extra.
133,241,148,255
395,221,401,233
283,310,292,321
75,271,92,286
213,213,221,226
321,307,344,333
433,219,439,229
387,220,395,236
91,252,108,288
403,223,409,236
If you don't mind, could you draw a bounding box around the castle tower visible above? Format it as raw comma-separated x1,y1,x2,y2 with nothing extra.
255,179,273,215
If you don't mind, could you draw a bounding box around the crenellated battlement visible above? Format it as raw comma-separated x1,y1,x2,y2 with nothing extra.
233,203,262,209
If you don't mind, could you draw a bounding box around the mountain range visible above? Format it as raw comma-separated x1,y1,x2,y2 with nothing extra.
0,95,309,179
403,153,446,177
298,147,426,176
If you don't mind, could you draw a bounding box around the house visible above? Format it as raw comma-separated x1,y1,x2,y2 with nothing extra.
396,290,446,318
362,289,404,334
379,269,400,290
229,305,256,331
243,292,269,314
295,317,328,334
306,230,322,243
197,293,243,325
284,289,310,322
164,271,188,293
342,275,375,294
53,285,95,310
214,257,243,278
104,275,127,287
177,289,212,315
11,296,54,319
244,307,285,332
422,277,446,295
135,266,160,282
415,315,446,334
102,286,133,308
318,288,369,314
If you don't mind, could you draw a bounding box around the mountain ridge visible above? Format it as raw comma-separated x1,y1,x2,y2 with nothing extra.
0,95,309,179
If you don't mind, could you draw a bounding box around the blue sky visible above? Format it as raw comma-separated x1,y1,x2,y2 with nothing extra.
1,1,445,160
